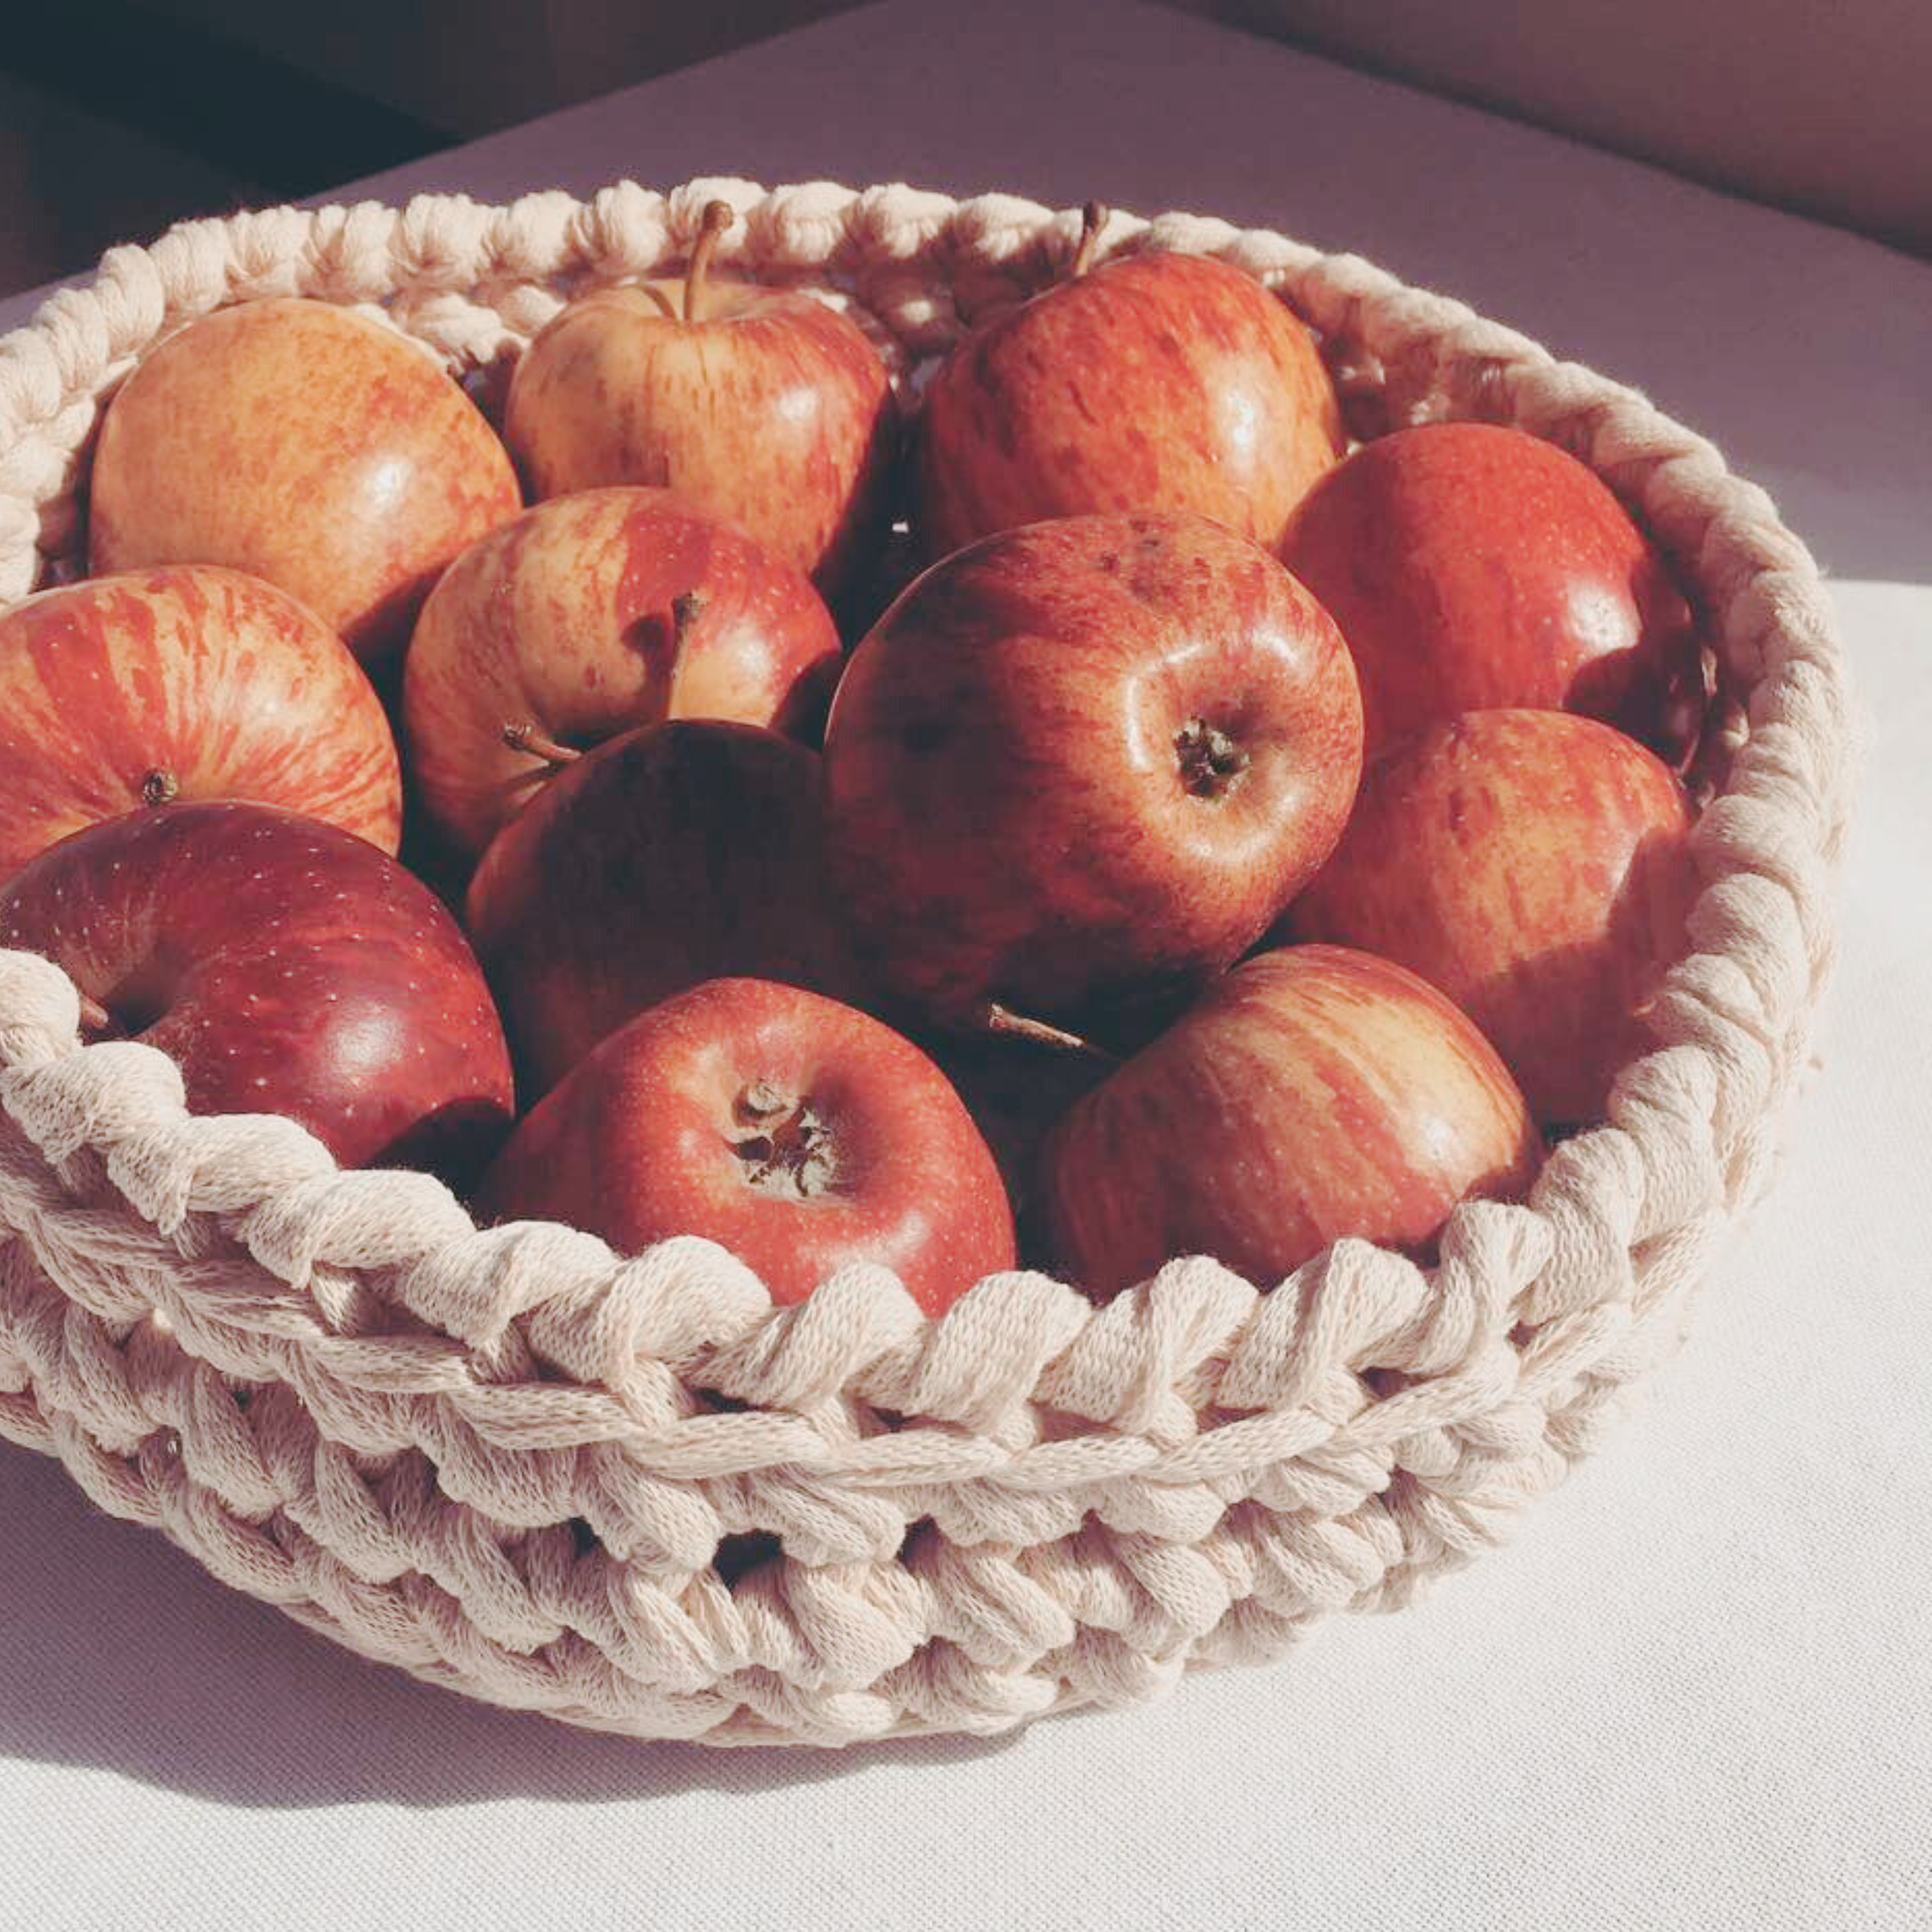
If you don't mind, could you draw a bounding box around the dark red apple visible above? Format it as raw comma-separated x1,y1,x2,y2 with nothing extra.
465,719,866,1097
1278,421,1706,762
475,977,1015,1315
503,201,897,612
0,565,402,882
402,488,844,859
820,511,1364,1045
88,297,521,669
1041,944,1542,1300
915,206,1343,561
0,801,514,1176
1281,709,1697,1126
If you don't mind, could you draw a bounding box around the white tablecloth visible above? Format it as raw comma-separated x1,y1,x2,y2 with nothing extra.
4,4,1929,1927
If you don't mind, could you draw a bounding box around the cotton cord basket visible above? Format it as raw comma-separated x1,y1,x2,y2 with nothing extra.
0,179,1854,1748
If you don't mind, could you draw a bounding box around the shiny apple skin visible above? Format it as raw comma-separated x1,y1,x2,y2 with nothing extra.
503,280,897,611
88,298,522,669
1278,422,1706,763
475,977,1016,1315
820,512,1364,1044
1041,945,1541,1300
915,250,1344,561
465,719,866,1097
0,565,402,882
402,488,844,858
1282,709,1697,1127
0,801,515,1176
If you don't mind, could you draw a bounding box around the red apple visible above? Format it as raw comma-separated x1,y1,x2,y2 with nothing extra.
1041,944,1542,1300
1281,709,1697,1125
475,977,1016,1315
0,565,402,882
915,206,1343,561
1278,421,1706,762
401,487,844,860
88,297,521,669
465,719,866,1096
820,511,1364,1045
503,201,897,613
0,801,514,1176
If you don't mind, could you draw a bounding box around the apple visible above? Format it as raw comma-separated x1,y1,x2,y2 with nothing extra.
401,486,844,860
1041,944,1543,1300
88,297,521,669
465,718,866,1097
915,203,1343,561
0,565,403,883
0,801,515,1176
503,201,897,614
475,977,1016,1315
1277,421,1706,763
820,511,1364,1047
1281,709,1697,1126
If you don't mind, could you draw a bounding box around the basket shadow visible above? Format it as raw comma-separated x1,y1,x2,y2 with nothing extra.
0,1444,1024,1807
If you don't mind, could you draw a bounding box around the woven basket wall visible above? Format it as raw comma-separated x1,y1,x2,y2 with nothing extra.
0,178,1854,1748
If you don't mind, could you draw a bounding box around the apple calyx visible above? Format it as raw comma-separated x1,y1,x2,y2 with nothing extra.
732,1078,838,1198
502,720,583,770
140,768,180,808
685,201,737,323
1174,716,1249,798
1070,201,1109,280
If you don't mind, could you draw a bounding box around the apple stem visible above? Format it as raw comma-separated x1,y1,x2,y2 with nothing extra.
672,588,708,646
1070,201,1109,279
685,200,737,323
76,992,112,1036
983,1004,1118,1065
502,721,583,770
140,768,179,808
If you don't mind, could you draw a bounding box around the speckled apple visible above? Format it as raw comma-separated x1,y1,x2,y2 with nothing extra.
1278,422,1706,762
1041,945,1543,1300
465,720,866,1097
88,297,521,669
1282,709,1697,1126
821,512,1364,1045
0,565,401,882
503,205,896,612
475,977,1016,1315
915,239,1343,560
401,487,844,859
0,801,515,1176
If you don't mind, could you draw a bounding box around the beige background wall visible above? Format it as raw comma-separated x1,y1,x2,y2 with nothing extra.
1182,0,1932,258
130,0,1932,257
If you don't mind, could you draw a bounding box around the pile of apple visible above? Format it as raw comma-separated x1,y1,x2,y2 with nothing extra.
0,201,1707,1318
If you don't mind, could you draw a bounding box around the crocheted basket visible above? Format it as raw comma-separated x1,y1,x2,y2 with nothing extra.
0,178,1854,1748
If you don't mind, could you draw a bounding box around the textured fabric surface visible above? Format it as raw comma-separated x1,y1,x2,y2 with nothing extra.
1,579,1924,1929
